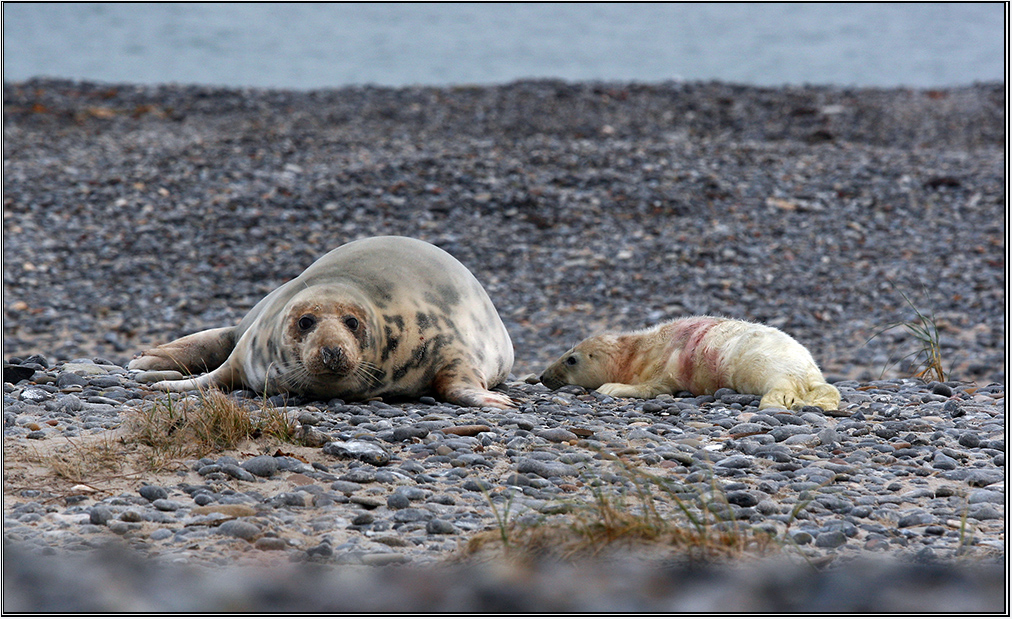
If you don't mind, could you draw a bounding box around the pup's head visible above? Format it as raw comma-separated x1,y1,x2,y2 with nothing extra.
540,334,618,391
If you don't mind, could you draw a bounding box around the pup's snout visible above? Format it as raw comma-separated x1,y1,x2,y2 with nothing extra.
540,371,563,390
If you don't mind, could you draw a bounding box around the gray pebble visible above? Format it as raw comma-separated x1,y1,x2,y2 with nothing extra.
331,481,362,495
770,426,813,442
965,469,1003,488
728,423,766,435
89,506,113,525
242,455,279,478
56,372,88,388
957,433,981,448
714,455,752,469
387,493,411,509
931,452,959,470
138,486,169,502
120,510,142,523
221,464,257,482
149,528,173,541
968,504,1002,520
392,508,433,523
516,459,578,479
426,519,456,535
152,499,181,512
814,530,847,548
352,512,375,525
897,511,933,528
725,490,759,507
392,426,429,441
535,428,578,443
217,520,261,541
323,440,391,466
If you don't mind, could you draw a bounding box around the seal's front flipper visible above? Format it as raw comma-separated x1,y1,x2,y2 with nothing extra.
129,326,236,374
596,382,669,399
433,366,516,409
151,361,242,394
801,383,841,411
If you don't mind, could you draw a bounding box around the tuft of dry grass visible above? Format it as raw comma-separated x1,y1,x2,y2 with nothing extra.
463,454,779,563
6,388,303,499
123,388,297,470
34,434,123,482
869,285,947,383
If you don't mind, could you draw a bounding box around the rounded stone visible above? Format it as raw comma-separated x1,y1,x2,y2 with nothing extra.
352,512,375,525
897,511,933,528
725,490,759,507
217,520,261,541
957,433,981,448
138,485,169,502
120,510,142,523
814,530,847,548
221,464,257,482
536,428,578,443
242,455,279,478
426,519,456,535
89,506,113,525
56,372,89,388
968,504,1002,520
152,499,181,511
516,459,578,479
387,493,411,509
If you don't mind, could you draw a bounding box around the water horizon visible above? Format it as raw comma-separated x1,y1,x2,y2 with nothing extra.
4,3,1006,90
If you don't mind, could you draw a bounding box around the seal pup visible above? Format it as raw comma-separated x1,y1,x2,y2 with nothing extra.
130,236,515,409
540,316,840,411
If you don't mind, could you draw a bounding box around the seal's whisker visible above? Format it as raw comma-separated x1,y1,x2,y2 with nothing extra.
275,361,313,392
352,361,385,389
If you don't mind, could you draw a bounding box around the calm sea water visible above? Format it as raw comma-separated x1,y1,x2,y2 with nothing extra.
3,3,1005,89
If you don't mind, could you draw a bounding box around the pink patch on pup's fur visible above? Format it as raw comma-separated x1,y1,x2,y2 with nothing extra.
671,317,723,393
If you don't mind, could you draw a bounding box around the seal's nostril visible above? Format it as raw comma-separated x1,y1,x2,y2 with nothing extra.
321,346,344,367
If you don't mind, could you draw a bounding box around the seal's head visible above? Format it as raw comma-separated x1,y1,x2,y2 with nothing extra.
540,334,618,391
276,286,376,394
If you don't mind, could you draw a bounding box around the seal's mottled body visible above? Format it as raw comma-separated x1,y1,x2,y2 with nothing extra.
541,316,840,411
130,236,515,408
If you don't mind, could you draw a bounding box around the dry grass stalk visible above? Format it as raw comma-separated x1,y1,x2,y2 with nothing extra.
123,387,296,470
869,285,948,382
464,454,778,563
35,434,122,482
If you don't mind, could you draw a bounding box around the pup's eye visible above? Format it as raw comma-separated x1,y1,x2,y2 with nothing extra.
565,355,578,366
344,316,360,331
297,315,316,331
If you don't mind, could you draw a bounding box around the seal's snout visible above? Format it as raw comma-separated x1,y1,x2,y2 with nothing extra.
320,345,345,371
540,371,563,390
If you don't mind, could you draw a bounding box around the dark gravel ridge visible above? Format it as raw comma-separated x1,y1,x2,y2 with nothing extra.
2,78,1005,384
5,544,1004,613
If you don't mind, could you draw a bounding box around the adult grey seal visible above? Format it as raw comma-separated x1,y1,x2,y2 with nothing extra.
540,316,840,411
129,236,515,409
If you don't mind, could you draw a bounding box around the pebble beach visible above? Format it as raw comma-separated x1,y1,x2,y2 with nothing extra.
3,78,1006,612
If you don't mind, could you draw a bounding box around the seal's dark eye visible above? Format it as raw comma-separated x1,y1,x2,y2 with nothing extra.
297,315,316,331
565,355,578,366
344,316,360,331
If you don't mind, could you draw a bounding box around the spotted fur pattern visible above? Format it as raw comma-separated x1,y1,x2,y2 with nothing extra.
130,236,515,409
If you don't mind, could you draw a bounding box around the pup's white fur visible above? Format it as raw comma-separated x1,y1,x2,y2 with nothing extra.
540,316,840,411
